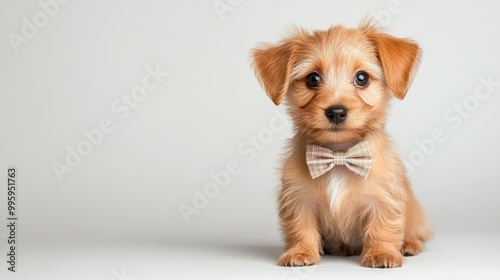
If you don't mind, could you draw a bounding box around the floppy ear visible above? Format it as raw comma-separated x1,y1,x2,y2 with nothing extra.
251,40,294,105
365,30,421,99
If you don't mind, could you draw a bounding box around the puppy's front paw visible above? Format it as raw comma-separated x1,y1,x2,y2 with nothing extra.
278,249,320,267
361,249,404,268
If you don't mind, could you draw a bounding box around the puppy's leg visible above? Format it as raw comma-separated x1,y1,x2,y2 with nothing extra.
278,185,321,266
361,202,405,268
401,189,432,256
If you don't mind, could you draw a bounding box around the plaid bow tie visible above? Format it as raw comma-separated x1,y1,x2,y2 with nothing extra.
306,140,372,179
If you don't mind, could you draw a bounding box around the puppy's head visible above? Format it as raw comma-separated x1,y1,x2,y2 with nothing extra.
251,22,421,143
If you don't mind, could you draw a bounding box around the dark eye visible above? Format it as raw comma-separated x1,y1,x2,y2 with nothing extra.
306,72,321,88
354,71,369,88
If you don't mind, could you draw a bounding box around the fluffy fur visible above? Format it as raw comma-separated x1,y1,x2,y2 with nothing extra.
251,21,432,268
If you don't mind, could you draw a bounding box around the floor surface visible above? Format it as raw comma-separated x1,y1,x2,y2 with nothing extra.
1,233,499,280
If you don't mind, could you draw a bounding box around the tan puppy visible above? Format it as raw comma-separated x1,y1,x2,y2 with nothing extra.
251,21,432,268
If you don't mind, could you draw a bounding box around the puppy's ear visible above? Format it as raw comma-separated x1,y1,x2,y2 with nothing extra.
251,40,294,105
364,27,421,100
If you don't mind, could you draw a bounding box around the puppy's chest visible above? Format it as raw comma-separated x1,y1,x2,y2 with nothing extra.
326,168,357,213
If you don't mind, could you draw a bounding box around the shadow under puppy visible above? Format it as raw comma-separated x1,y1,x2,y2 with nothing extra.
251,21,432,268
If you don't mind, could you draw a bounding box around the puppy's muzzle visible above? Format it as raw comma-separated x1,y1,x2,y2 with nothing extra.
325,105,348,124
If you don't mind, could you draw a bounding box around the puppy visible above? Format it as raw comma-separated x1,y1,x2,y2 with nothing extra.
251,21,432,268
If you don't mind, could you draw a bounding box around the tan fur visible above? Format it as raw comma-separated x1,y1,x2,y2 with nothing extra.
251,21,432,268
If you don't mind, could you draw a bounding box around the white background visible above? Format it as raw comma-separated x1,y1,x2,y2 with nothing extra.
1,0,500,279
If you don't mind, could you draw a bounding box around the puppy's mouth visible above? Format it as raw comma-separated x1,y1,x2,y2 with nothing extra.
328,127,345,132
307,124,365,143
314,126,346,133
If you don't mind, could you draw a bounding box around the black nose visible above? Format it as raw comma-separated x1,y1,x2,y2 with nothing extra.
325,105,348,124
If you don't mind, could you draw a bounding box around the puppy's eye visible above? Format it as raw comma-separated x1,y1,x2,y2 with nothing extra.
306,72,321,88
354,71,369,88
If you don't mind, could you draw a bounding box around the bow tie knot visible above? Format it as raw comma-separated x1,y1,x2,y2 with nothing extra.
306,140,372,179
332,151,348,166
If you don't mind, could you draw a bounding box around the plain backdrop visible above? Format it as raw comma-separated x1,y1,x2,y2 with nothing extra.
1,0,500,279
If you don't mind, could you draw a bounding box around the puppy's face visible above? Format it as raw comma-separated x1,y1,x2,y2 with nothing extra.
252,23,421,143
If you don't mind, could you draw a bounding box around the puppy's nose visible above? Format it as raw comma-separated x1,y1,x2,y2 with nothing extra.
325,105,348,124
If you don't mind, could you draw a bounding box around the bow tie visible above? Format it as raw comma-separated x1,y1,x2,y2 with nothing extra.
306,140,372,179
